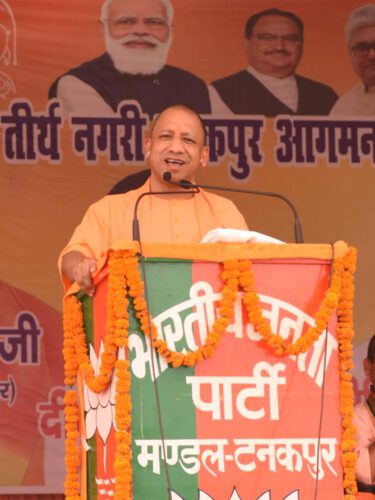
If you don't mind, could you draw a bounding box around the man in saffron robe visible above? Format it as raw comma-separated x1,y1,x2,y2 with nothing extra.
59,105,248,294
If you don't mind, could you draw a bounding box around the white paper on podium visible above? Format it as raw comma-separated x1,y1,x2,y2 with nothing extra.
200,228,284,244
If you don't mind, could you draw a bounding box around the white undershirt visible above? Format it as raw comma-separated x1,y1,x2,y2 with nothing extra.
247,65,298,112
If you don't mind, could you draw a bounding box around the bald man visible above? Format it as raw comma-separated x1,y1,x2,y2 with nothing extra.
59,105,248,294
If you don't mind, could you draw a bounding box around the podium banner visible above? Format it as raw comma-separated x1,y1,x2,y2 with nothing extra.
63,242,356,500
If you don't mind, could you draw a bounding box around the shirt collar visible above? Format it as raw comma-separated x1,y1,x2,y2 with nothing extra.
247,65,296,85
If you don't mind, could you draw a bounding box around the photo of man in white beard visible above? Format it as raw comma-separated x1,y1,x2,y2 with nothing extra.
48,0,211,118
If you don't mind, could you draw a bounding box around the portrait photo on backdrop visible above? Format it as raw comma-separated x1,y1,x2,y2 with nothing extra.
48,0,211,118
210,8,339,116
330,3,375,116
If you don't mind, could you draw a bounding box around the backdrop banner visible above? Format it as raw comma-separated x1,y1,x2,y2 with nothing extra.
0,0,371,493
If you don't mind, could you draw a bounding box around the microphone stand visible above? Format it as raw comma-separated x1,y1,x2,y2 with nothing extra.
132,186,200,241
163,173,304,243
131,181,200,499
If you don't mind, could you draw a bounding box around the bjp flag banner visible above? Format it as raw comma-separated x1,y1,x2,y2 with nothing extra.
63,241,356,499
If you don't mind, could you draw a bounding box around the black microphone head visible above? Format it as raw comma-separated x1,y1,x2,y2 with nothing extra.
179,179,194,189
162,171,195,190
163,171,172,182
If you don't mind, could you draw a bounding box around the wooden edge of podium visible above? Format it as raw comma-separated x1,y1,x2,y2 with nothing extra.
65,240,350,297
111,240,349,261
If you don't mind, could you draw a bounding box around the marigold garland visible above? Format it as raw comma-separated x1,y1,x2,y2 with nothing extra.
63,246,357,499
337,247,357,499
63,390,80,498
63,250,133,499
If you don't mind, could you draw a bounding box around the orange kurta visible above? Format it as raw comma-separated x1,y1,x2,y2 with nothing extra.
58,180,248,285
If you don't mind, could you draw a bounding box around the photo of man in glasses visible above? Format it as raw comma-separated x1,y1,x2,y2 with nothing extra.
331,3,375,116
210,8,338,116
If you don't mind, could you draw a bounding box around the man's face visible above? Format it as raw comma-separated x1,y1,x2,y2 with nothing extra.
103,0,171,74
245,15,303,78
350,24,375,88
107,0,169,43
144,107,209,191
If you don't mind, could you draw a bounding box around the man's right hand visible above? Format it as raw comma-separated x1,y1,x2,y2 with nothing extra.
61,251,97,296
72,258,97,296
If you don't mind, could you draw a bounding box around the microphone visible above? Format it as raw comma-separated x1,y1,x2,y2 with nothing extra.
162,171,194,190
132,174,200,241
163,173,303,243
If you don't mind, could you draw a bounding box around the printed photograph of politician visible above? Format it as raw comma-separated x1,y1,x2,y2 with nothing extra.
48,0,211,117
46,0,375,119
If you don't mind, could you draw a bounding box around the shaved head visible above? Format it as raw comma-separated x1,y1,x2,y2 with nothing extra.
150,105,207,145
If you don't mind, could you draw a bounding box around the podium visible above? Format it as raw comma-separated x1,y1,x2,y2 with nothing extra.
63,241,357,500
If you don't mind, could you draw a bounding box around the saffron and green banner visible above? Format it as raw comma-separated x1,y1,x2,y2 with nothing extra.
69,241,354,499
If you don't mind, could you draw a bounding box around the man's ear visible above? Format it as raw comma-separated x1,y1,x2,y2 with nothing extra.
200,146,209,168
364,358,372,376
144,138,151,158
